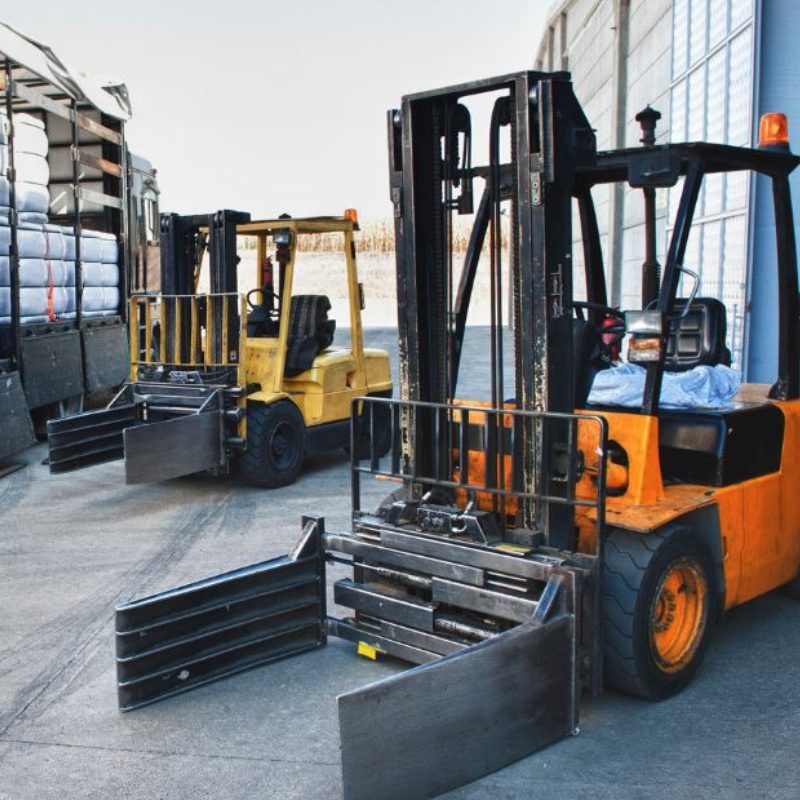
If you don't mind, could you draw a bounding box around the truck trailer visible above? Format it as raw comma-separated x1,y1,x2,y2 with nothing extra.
0,21,158,465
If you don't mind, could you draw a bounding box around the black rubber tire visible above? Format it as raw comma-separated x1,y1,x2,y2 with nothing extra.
602,525,717,700
239,401,305,488
784,576,800,599
346,399,391,460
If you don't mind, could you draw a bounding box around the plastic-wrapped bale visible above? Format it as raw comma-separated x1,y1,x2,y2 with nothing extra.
81,229,119,266
0,113,50,216
17,222,66,260
82,261,120,287
18,258,74,288
0,222,77,325
81,229,120,318
61,225,76,260
0,258,75,324
81,286,119,317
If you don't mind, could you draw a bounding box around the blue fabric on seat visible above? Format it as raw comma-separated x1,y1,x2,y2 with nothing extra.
588,363,741,409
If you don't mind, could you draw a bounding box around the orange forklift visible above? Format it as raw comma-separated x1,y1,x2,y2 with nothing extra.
109,72,800,799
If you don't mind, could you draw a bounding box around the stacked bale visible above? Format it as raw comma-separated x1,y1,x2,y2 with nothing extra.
80,229,120,318
0,110,121,327
0,112,50,222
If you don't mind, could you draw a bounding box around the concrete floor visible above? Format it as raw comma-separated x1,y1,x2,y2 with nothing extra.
1,327,799,799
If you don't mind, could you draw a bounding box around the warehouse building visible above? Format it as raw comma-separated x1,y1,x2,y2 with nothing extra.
535,0,800,380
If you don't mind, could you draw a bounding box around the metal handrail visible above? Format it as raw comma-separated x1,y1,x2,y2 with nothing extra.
129,292,247,370
350,396,609,547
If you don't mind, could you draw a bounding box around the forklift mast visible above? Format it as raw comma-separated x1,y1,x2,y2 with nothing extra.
388,72,596,546
158,210,250,374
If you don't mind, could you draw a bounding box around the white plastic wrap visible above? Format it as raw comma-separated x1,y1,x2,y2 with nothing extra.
79,232,103,262
100,235,119,264
17,285,72,317
18,211,48,225
18,258,74,288
14,151,49,185
62,227,76,260
82,261,119,287
82,285,119,314
0,112,48,155
15,223,66,260
0,179,51,214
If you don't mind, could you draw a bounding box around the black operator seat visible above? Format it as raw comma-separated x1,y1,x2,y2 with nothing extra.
573,319,604,407
658,297,784,486
664,297,731,371
284,294,336,376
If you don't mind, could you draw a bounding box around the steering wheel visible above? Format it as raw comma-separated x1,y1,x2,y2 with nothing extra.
572,300,625,322
246,288,281,316
573,301,626,364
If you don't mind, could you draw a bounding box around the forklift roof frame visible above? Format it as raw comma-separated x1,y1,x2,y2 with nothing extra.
574,141,800,412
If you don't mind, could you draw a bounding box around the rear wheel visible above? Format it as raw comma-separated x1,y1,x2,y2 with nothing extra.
239,401,305,487
602,525,717,700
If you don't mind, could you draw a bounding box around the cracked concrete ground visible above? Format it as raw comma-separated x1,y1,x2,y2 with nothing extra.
1,327,799,799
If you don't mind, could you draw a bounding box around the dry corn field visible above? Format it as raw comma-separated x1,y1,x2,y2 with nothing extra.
238,220,510,254
199,220,512,327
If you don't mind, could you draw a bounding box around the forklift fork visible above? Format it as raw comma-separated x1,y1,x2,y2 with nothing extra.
47,381,237,483
113,516,582,799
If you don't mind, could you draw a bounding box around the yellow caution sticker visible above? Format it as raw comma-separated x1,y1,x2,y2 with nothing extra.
494,543,531,555
357,641,383,660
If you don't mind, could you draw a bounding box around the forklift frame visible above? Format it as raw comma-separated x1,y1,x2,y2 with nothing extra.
105,70,800,799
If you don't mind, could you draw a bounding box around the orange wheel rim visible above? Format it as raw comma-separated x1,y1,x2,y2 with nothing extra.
650,557,707,674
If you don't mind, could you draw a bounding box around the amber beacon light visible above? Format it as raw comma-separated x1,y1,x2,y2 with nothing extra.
758,112,790,149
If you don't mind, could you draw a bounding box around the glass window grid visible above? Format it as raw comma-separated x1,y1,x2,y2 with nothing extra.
667,0,755,368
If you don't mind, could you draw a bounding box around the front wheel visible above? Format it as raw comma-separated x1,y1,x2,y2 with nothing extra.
602,525,717,700
239,401,305,488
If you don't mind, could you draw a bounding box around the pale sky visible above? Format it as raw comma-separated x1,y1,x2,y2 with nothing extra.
4,1,550,222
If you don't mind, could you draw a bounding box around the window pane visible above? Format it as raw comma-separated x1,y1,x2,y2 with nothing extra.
670,79,687,142
730,0,753,30
726,28,753,146
706,49,726,142
726,170,749,210
705,174,724,216
688,66,706,140
672,0,689,77
690,0,708,65
709,0,728,47
677,221,702,297
701,220,722,296
722,213,748,366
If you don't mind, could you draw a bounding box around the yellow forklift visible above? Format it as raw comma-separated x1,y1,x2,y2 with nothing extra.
109,72,800,799
47,211,392,486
